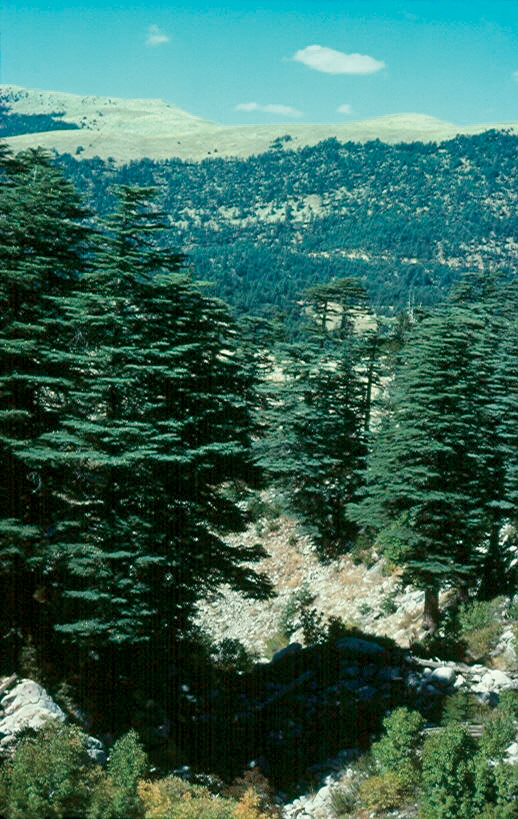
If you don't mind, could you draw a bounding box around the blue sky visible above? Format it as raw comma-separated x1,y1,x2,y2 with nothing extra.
2,1,518,126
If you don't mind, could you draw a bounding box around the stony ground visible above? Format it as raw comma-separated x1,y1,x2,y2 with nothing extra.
196,497,428,660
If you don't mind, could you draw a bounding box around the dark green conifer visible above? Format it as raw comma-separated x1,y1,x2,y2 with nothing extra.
350,274,518,630
26,186,271,650
0,147,92,654
259,279,371,556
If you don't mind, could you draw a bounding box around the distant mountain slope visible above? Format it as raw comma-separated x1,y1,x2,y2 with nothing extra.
55,128,518,320
2,84,517,162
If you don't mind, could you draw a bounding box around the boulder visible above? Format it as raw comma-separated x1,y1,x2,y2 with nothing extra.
335,637,385,656
506,741,518,764
0,679,66,749
427,666,457,688
482,669,514,690
0,677,105,763
272,643,303,663
85,735,106,764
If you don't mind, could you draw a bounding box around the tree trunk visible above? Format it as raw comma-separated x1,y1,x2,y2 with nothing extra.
479,523,502,600
423,588,440,636
363,334,379,432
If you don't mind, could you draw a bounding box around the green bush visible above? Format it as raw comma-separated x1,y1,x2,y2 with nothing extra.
138,775,236,818
458,599,504,660
107,728,148,818
211,638,259,673
379,590,399,616
6,720,101,819
469,760,518,818
479,712,517,761
497,690,518,717
464,623,502,660
458,600,497,633
300,606,326,645
371,706,424,787
477,805,518,819
492,762,518,816
0,762,10,816
441,689,492,726
278,585,315,639
420,723,480,819
1,720,148,819
357,771,411,815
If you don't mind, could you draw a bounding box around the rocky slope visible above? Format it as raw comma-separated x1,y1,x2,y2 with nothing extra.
196,498,430,661
196,492,518,669
2,85,517,162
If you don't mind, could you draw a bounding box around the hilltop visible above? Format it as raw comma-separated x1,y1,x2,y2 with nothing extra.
2,84,517,162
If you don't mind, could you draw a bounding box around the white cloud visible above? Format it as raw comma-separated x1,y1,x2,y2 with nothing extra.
234,102,303,117
337,103,353,114
145,25,170,47
292,45,385,75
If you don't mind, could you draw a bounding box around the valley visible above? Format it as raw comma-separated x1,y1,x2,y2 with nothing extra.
1,84,518,818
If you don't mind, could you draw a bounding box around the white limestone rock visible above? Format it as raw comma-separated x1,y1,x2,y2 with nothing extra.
428,667,457,688
0,679,66,742
0,678,105,764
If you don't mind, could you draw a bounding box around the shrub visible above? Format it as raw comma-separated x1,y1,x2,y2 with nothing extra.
379,590,399,616
107,729,148,818
357,771,411,815
438,700,518,816
328,782,360,816
371,706,424,787
211,638,259,673
458,600,498,633
233,787,275,818
325,615,350,642
458,599,504,660
479,711,517,761
224,768,281,818
0,762,10,816
138,775,236,819
492,762,518,815
463,623,502,660
497,690,518,717
477,805,518,819
278,585,315,639
420,723,479,819
6,720,100,819
441,689,492,726
300,606,326,645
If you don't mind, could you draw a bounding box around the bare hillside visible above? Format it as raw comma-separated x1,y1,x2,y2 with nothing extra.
3,84,517,162
195,498,427,660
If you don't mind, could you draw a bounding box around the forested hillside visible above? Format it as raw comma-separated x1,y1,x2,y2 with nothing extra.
55,129,518,329
3,134,518,817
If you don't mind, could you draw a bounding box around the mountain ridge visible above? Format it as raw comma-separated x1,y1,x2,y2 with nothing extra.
2,84,517,162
